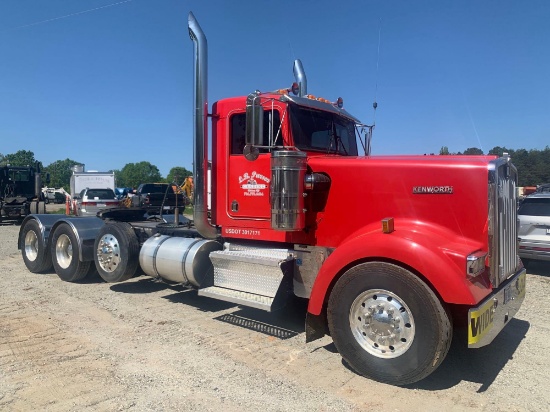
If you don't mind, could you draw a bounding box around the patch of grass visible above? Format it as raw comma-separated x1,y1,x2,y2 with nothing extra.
50,208,66,215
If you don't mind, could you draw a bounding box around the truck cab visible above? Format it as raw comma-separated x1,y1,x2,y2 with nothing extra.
211,93,364,245
1,164,47,219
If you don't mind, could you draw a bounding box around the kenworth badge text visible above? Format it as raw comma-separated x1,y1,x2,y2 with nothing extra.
18,12,526,386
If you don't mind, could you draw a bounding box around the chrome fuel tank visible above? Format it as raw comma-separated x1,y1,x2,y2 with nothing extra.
139,235,222,287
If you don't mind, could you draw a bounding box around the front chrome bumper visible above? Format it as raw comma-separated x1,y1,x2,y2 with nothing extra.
468,268,526,348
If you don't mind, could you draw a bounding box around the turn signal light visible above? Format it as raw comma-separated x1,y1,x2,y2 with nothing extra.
381,217,394,234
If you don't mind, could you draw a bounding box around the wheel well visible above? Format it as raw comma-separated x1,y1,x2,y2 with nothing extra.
318,257,449,323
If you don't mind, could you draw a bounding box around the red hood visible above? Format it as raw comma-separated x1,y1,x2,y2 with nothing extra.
306,154,495,247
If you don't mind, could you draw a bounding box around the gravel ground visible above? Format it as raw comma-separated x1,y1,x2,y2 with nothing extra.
1,218,549,411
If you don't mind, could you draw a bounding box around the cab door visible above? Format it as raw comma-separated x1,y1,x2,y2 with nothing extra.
226,109,282,221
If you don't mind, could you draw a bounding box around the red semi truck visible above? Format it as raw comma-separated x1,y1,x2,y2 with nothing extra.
18,12,525,385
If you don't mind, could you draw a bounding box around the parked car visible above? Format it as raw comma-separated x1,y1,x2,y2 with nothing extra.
75,188,120,217
42,187,69,204
518,193,550,264
53,192,67,204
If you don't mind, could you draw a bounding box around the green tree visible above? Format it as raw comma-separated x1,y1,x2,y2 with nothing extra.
529,147,550,185
44,159,83,191
117,161,162,188
113,169,122,187
3,150,42,169
166,166,192,186
487,146,513,157
462,147,484,155
484,146,550,186
0,153,5,166
439,146,450,155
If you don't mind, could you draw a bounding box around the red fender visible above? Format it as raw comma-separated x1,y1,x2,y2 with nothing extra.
307,220,489,315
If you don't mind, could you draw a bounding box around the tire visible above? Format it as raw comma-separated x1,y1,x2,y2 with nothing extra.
21,219,52,273
327,262,452,386
50,224,91,282
94,222,139,283
38,201,46,214
521,258,533,270
29,201,38,214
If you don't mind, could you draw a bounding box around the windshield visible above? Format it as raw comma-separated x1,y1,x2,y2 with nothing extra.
289,104,358,156
9,169,31,182
85,189,116,199
140,184,174,194
518,197,550,216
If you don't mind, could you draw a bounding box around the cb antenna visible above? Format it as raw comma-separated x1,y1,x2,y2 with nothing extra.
361,18,381,156
372,17,382,125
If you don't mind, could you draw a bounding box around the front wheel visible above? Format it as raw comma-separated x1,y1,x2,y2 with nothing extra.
50,224,91,282
327,262,452,386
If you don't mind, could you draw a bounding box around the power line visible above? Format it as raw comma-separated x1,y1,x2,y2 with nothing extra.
1,0,135,33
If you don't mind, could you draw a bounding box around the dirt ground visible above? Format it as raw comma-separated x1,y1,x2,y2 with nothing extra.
1,217,549,412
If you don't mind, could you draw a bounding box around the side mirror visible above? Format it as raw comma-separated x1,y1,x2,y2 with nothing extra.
245,91,263,161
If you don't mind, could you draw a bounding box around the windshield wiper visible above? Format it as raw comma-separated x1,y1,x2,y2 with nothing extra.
335,134,348,155
326,131,348,155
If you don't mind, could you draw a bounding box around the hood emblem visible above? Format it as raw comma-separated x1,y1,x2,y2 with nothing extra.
413,186,453,194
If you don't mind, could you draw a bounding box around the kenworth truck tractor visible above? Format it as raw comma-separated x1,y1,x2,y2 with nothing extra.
1,163,46,220
18,12,525,386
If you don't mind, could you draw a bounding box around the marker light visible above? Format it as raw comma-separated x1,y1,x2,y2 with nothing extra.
274,88,289,95
381,217,394,233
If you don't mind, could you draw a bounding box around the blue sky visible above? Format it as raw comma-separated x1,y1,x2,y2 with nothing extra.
0,0,548,178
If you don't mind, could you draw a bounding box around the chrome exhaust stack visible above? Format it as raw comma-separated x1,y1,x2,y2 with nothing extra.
188,12,218,239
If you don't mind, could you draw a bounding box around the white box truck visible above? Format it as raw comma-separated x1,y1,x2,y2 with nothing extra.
70,172,116,198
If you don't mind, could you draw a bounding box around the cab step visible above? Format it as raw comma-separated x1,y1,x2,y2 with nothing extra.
198,248,294,312
198,286,276,311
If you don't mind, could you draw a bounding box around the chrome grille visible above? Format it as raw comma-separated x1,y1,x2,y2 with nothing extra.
488,154,519,288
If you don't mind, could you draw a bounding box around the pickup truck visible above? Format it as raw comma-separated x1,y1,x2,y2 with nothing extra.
131,183,188,215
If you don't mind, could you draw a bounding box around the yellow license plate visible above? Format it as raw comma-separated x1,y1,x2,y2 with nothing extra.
468,299,496,345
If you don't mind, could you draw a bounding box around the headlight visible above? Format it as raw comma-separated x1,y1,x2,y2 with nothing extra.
466,251,487,278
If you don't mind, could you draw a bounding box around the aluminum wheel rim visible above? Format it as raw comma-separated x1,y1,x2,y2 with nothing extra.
349,289,415,359
24,230,38,262
55,234,73,270
96,234,121,273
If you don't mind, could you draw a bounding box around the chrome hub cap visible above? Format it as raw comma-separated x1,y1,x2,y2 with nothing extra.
24,230,39,262
96,234,120,273
349,289,415,358
55,234,73,269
